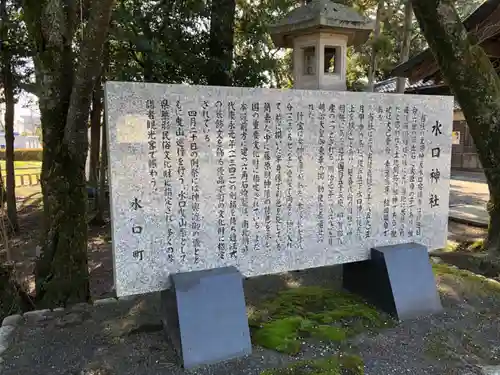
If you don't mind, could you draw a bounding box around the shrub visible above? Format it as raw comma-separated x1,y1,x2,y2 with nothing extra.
0,148,43,162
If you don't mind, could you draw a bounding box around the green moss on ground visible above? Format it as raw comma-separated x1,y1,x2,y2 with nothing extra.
424,329,494,363
469,239,485,252
260,354,364,375
424,330,451,360
249,286,393,354
432,263,500,298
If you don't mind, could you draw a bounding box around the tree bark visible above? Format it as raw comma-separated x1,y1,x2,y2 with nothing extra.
23,0,115,307
0,0,18,232
396,1,412,93
207,0,236,86
367,0,384,92
0,263,33,320
0,166,6,208
411,0,500,254
95,112,107,224
89,83,103,189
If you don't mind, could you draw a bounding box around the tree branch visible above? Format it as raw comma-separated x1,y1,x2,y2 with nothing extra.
63,0,114,158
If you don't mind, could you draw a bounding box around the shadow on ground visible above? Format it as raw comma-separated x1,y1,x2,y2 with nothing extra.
2,263,500,375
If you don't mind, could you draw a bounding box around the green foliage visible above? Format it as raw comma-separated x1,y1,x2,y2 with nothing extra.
249,286,393,354
1,0,35,96
233,0,296,87
109,0,297,88
109,0,210,84
343,0,483,88
260,354,364,375
0,148,43,162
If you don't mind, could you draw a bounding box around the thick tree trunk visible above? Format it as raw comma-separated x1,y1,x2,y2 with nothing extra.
23,0,115,307
411,0,500,254
207,0,236,86
89,84,103,189
0,0,18,232
396,1,412,93
367,0,384,92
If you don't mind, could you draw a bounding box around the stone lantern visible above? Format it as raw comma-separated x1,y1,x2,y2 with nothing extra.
269,0,373,91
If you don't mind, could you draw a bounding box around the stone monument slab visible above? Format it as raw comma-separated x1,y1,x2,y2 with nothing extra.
104,82,453,297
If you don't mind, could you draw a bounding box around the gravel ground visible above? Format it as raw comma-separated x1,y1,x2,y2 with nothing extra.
2,265,500,375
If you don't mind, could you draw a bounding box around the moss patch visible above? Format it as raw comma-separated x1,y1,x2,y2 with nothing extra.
260,354,364,375
432,263,500,298
469,239,485,253
424,329,494,364
249,286,393,354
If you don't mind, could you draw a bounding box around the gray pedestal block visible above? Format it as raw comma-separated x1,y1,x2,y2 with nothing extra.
343,243,442,321
161,266,252,369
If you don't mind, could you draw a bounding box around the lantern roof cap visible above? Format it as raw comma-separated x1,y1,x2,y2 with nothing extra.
269,0,374,48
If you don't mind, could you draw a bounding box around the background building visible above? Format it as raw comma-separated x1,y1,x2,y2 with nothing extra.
382,0,500,171
0,132,42,149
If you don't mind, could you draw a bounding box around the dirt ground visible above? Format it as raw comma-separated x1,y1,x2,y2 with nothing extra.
2,188,500,374
1,189,114,300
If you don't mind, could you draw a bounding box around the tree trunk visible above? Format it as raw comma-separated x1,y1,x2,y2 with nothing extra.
396,1,412,93
367,0,384,92
0,263,34,320
89,83,103,189
23,0,115,307
411,0,500,254
0,0,18,232
95,113,108,224
207,0,236,86
0,166,6,208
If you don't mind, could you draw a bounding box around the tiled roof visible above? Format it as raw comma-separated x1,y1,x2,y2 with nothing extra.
390,0,500,77
374,77,437,93
374,77,462,111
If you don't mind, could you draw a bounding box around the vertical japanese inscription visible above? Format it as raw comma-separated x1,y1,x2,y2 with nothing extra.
161,99,174,262
202,101,211,143
297,106,305,249
327,104,336,245
336,104,346,243
416,110,426,236
400,106,410,237
286,103,294,249
346,105,355,241
216,101,226,259
275,103,284,251
228,102,238,258
316,104,326,243
356,105,365,242
430,121,443,210
408,106,419,237
383,106,391,237
391,106,401,237
146,99,158,190
189,110,201,263
365,106,374,239
252,102,261,252
130,197,144,261
240,103,250,253
263,103,272,249
175,100,187,262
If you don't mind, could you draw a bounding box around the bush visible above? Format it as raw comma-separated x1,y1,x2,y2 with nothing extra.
0,148,43,162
